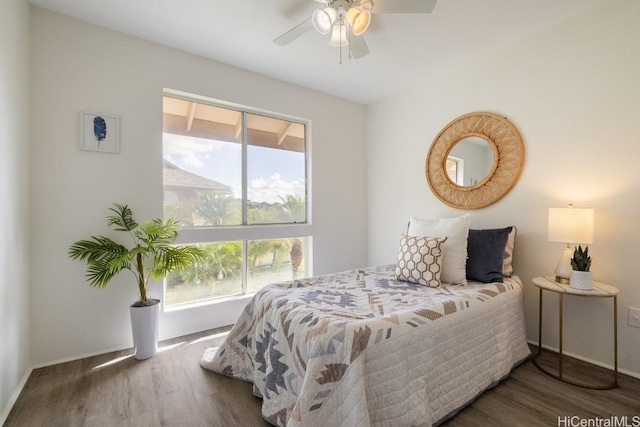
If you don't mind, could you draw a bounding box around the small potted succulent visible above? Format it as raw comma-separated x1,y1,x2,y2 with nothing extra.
68,203,205,359
570,245,593,290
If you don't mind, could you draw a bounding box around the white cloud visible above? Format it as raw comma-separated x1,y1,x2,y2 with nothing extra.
249,173,305,204
163,133,230,170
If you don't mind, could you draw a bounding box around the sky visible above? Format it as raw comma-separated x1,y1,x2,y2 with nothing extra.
163,133,306,203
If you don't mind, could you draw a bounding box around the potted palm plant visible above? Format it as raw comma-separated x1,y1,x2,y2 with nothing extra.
68,203,205,359
570,245,593,290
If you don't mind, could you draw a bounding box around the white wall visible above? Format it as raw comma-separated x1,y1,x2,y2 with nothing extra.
367,0,640,377
29,8,367,366
0,0,31,420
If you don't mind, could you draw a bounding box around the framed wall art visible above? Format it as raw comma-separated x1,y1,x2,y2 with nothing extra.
80,112,120,153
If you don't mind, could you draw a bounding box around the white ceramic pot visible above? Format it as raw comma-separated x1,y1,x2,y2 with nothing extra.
130,301,160,360
570,270,593,291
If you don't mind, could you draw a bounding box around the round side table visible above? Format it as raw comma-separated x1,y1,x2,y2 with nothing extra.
531,276,619,389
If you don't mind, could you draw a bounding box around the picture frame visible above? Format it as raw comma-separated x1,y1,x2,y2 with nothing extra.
80,112,120,153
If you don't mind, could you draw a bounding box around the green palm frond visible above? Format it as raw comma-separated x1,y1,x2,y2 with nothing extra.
69,237,134,287
107,203,138,232
149,245,205,279
68,236,129,262
129,245,150,257
85,257,128,288
135,219,179,246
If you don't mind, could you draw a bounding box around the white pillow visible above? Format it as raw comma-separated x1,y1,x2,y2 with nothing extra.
407,214,471,285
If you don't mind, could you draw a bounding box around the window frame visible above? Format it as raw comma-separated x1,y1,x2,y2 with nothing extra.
446,155,464,186
163,89,313,307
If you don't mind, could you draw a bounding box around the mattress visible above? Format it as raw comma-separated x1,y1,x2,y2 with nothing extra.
200,265,530,426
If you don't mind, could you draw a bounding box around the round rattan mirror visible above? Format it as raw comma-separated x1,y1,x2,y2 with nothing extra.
426,112,524,209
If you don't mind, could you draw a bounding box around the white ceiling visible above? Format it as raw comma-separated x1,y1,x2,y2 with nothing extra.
29,0,611,104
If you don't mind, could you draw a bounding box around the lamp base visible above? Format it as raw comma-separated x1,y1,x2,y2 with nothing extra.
554,245,573,285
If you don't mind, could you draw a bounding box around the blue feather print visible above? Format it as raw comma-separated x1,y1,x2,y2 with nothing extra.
93,116,107,146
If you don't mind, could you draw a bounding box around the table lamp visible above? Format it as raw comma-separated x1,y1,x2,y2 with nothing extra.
548,205,594,284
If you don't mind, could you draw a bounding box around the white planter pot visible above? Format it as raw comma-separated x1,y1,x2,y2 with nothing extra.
130,301,160,360
570,271,593,291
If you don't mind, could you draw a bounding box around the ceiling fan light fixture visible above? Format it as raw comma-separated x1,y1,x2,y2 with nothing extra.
346,7,360,26
328,23,349,46
312,8,337,35
347,8,371,36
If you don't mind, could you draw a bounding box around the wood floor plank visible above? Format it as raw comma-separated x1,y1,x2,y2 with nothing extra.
5,330,639,427
442,352,640,426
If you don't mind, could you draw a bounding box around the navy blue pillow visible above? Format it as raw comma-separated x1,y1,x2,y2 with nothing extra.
466,227,512,283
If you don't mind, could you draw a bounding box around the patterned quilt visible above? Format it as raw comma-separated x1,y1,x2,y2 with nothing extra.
200,265,530,426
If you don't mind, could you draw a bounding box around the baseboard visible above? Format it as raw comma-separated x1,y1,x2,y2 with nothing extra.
30,325,229,369
0,367,33,425
30,344,136,370
526,339,640,380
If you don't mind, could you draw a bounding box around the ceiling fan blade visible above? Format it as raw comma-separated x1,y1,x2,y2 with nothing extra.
274,18,314,46
372,0,437,14
349,35,369,59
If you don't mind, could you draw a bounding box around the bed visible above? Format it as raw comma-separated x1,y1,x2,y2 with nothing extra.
201,215,529,426
200,263,530,426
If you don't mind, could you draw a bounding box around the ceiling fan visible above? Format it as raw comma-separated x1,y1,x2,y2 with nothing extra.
274,0,437,60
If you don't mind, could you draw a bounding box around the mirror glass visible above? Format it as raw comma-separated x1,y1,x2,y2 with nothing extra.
445,137,495,186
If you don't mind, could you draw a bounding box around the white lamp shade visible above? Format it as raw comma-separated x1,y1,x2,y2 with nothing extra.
329,23,349,46
312,8,336,35
346,8,371,36
548,207,594,244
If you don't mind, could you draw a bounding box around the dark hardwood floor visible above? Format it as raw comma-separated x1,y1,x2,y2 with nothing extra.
441,350,640,426
5,327,640,426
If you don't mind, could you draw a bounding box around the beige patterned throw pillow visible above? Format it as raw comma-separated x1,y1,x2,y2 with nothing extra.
395,234,448,287
502,226,517,277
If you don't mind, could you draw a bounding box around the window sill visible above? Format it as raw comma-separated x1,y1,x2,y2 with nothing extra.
163,292,255,313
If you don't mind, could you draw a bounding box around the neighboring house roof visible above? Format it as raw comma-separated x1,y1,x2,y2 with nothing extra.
163,159,233,193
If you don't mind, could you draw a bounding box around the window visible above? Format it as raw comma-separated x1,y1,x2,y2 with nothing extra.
162,92,311,308
446,156,464,185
